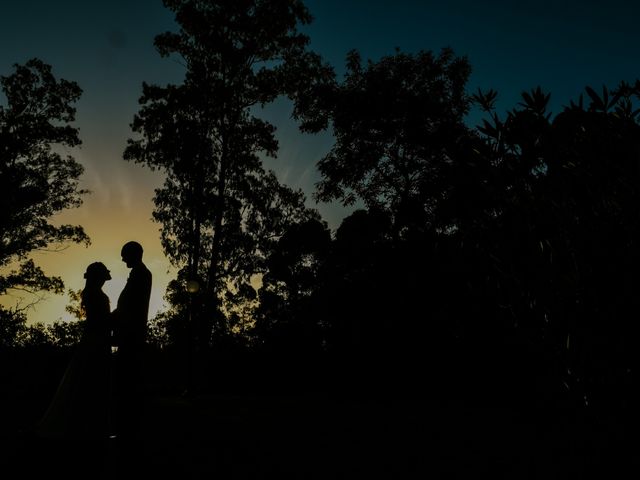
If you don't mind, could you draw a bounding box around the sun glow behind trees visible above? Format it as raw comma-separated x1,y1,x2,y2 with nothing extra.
2,196,174,325
3,0,640,336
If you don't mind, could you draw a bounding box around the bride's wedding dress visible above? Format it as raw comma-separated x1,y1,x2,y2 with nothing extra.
37,287,113,439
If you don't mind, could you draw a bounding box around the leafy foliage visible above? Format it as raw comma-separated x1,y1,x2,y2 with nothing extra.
307,48,472,237
436,80,640,408
296,43,640,410
0,59,89,338
125,0,328,347
254,217,331,352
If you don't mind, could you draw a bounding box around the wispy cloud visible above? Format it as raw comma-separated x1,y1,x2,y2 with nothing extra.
115,169,133,213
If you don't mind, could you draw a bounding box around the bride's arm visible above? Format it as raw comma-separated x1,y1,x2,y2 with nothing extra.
109,304,120,346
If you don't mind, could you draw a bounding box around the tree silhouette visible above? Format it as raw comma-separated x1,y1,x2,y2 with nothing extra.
124,0,329,350
291,48,475,384
0,59,88,346
449,80,640,409
254,217,331,353
307,48,472,238
295,43,640,410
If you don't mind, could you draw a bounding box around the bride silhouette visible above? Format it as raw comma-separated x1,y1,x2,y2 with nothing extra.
37,262,114,439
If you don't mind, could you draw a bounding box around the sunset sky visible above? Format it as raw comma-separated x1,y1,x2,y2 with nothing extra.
2,0,639,325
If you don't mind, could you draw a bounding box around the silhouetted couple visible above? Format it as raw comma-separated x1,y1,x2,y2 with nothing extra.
37,241,152,449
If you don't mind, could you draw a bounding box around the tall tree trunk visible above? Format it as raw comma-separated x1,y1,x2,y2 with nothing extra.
202,130,229,349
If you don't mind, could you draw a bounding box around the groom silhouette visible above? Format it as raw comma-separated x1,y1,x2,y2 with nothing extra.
112,241,152,443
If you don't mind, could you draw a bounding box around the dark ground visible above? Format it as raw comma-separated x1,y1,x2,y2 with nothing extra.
1,349,637,479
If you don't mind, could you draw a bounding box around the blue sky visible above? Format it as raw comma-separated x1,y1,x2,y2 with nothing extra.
1,0,638,324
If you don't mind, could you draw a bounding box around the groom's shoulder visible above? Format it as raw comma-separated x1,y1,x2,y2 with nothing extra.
132,263,152,280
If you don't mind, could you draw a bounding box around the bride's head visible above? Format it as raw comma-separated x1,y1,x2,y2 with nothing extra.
83,262,111,288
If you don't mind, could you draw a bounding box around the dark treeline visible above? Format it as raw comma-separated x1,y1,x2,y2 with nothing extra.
3,0,640,437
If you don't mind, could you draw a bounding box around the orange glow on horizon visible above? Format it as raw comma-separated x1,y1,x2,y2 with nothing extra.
1,159,176,326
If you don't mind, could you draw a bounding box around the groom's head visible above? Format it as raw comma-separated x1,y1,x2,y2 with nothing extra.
121,241,143,268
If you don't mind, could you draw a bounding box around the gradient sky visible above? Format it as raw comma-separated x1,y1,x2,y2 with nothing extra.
2,0,639,325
